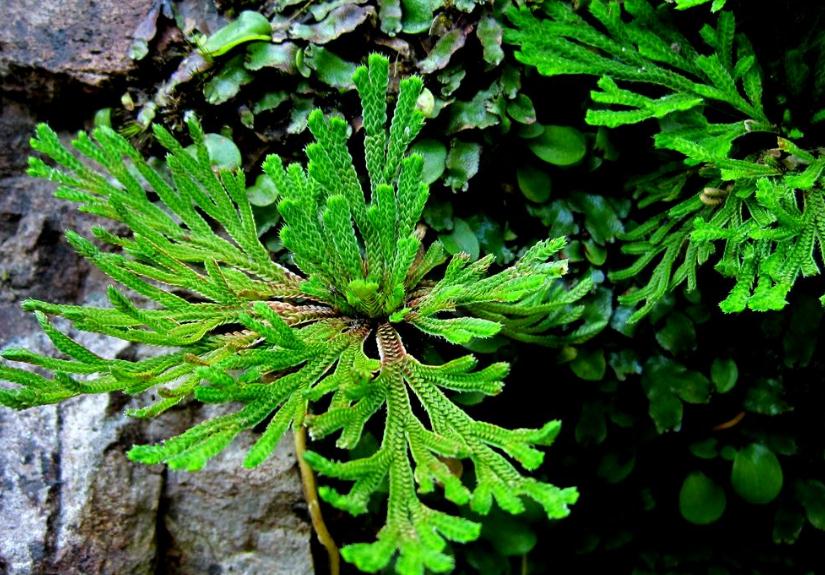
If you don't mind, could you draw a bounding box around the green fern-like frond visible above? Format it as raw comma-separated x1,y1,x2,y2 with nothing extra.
505,1,769,129
611,150,825,321
506,1,825,321
305,325,577,574
1,54,593,573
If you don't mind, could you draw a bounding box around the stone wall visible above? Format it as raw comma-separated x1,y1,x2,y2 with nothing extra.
0,3,313,573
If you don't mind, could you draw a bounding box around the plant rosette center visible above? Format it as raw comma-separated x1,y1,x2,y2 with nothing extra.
0,53,596,575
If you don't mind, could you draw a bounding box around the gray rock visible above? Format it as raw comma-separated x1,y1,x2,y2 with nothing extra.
0,327,163,575
0,294,163,572
0,405,58,573
0,0,156,88
0,33,315,575
158,413,313,575
0,98,95,310
49,330,161,575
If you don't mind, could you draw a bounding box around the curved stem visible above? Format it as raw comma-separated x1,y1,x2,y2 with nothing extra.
294,425,340,575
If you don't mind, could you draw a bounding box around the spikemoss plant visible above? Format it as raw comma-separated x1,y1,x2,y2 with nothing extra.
0,54,588,573
507,0,825,322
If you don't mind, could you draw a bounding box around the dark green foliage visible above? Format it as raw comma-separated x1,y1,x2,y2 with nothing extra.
507,0,825,322
1,54,593,574
121,0,555,206
5,1,825,573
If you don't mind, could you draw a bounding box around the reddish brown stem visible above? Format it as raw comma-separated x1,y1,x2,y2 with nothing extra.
294,426,340,575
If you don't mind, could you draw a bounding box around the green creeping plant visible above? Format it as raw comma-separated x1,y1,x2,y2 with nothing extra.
0,54,591,574
507,0,825,322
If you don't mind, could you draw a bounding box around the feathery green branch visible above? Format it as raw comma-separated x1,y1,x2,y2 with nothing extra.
1,54,596,573
507,1,825,321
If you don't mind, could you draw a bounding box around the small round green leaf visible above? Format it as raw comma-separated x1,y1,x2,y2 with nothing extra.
689,438,719,460
444,140,481,192
423,200,453,232
570,348,606,381
203,133,242,170
583,239,607,266
568,193,624,244
252,91,290,115
773,506,804,544
410,139,447,185
507,94,537,124
441,219,479,260
246,174,278,206
711,358,738,393
516,165,551,203
302,45,357,89
680,471,726,525
518,123,544,140
187,134,242,170
201,11,272,57
720,445,737,461
246,43,298,74
527,125,587,166
796,479,825,530
477,16,504,66
416,88,436,117
731,443,783,504
204,55,253,105
418,29,468,74
93,108,112,128
655,312,696,355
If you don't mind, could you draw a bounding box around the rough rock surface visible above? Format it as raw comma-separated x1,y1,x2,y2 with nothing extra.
0,0,155,88
157,412,314,575
0,3,315,573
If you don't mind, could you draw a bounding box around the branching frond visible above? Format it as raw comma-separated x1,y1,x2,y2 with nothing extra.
1,54,594,573
506,1,825,321
305,325,577,574
506,1,768,128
